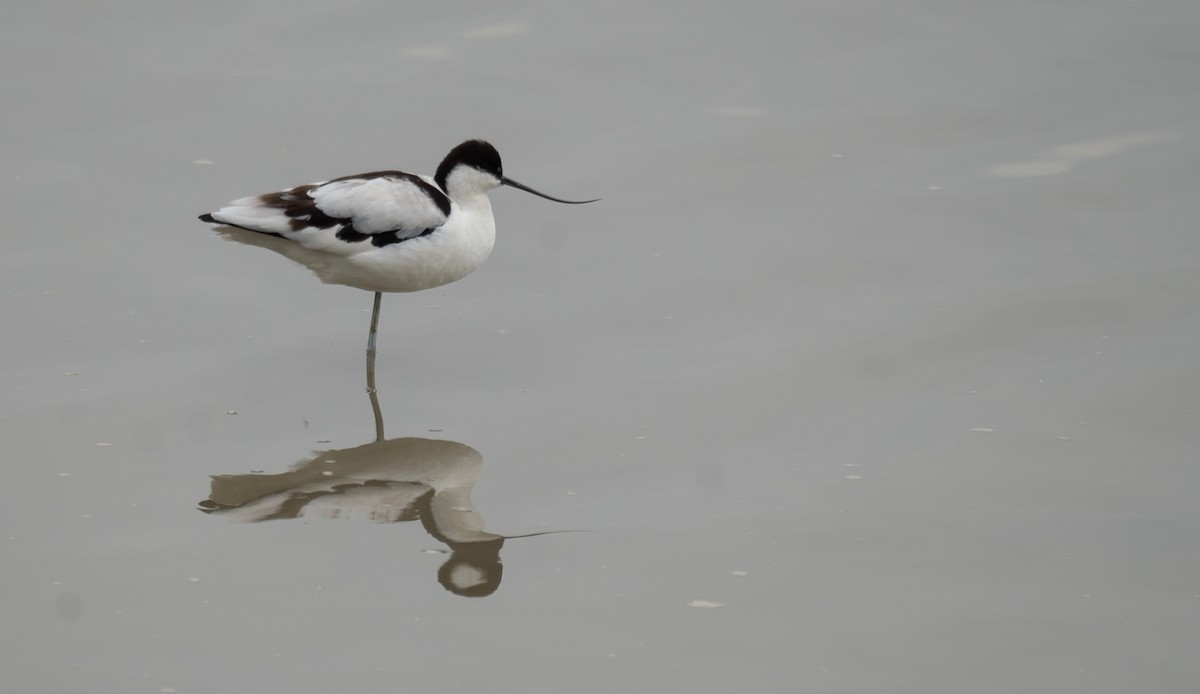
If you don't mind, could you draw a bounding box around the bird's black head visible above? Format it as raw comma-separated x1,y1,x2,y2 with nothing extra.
435,139,502,190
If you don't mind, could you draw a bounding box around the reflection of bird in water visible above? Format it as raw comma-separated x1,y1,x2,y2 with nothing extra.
198,139,597,357
199,436,541,597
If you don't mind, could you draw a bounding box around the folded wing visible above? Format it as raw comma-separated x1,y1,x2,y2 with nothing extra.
203,171,453,253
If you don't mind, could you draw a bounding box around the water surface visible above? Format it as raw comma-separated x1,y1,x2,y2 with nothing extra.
3,1,1199,692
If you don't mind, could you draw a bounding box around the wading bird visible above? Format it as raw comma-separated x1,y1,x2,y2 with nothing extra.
198,139,597,359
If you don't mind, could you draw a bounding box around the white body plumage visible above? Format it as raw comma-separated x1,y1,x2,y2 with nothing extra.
209,175,497,293
202,143,516,293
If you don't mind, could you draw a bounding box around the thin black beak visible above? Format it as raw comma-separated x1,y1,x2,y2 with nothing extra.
502,177,600,204
502,529,590,539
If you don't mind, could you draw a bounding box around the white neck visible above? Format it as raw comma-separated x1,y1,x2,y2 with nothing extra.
443,166,501,202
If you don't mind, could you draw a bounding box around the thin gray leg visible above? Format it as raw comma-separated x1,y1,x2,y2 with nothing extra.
366,292,384,442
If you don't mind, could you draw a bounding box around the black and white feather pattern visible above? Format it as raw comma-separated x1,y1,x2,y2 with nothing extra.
201,171,453,252
199,139,594,294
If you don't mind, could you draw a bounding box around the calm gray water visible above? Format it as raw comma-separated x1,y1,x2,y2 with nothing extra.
3,1,1199,692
